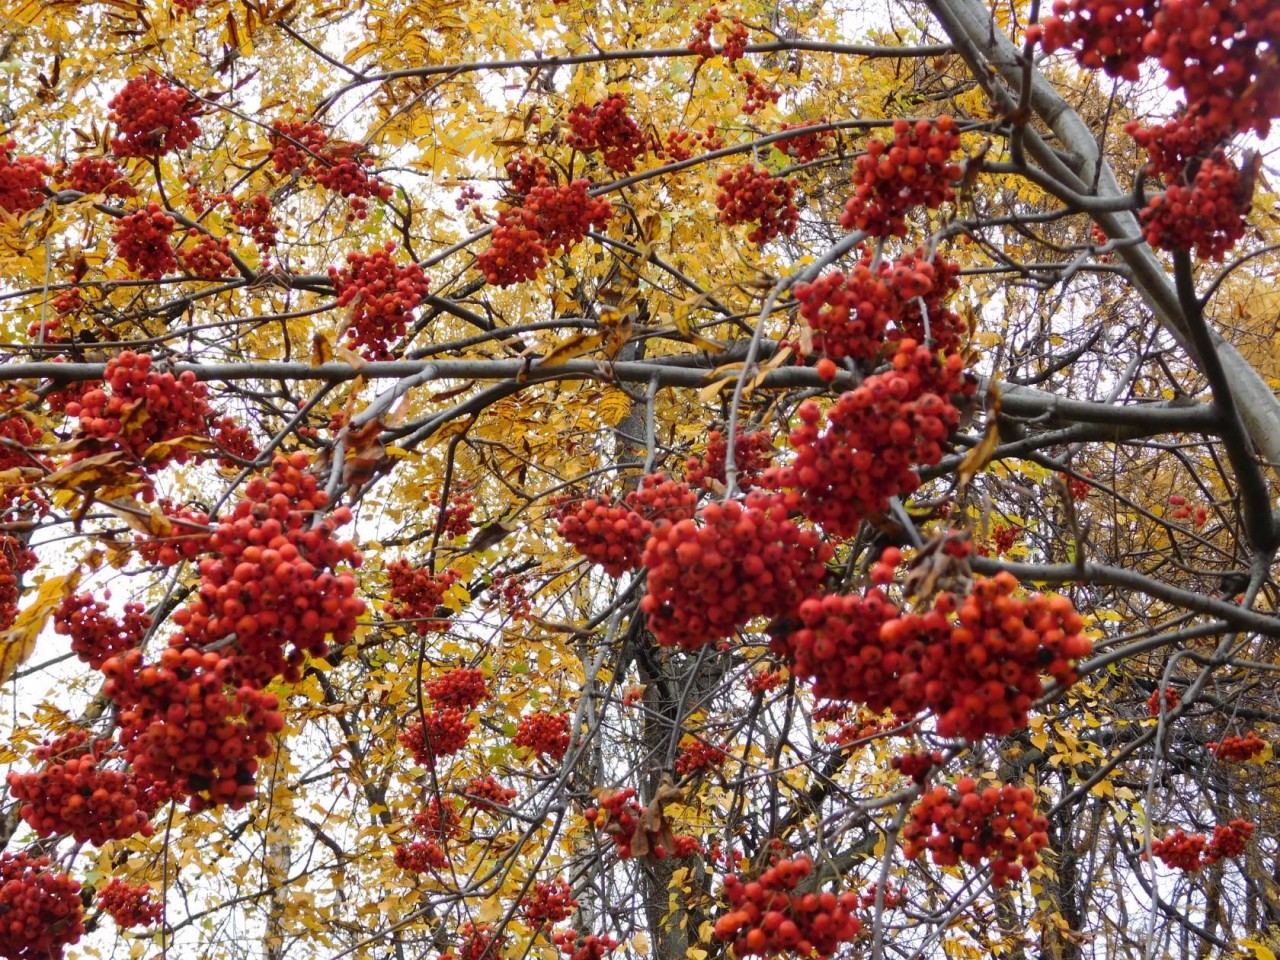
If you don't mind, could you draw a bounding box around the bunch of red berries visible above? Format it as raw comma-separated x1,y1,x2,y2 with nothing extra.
328,244,431,360
175,453,364,685
513,711,572,760
1207,732,1268,762
776,120,832,162
504,153,553,197
385,562,461,634
66,352,212,470
771,343,968,537
424,668,488,710
1140,152,1252,261
552,930,618,960
0,853,84,960
0,141,51,214
714,856,863,957
890,750,945,784
393,838,448,873
1148,686,1180,717
738,71,781,116
112,205,179,279
463,775,517,810
102,645,284,810
1033,0,1151,81
108,74,202,157
232,193,280,250
1151,819,1255,870
715,164,799,245
179,230,234,280
134,501,213,567
639,492,834,650
269,119,392,219
522,877,578,928
7,734,154,844
690,7,749,63
778,571,1091,741
211,415,259,468
566,95,648,173
399,708,473,764
555,474,698,577
675,737,728,776
53,592,151,670
478,179,613,286
840,118,962,237
63,156,137,199
745,669,785,695
902,778,1049,886
95,878,164,928
430,486,476,538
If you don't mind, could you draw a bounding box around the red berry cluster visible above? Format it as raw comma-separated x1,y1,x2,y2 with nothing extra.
0,141,51,214
690,7,749,63
385,561,461,633
53,592,151,670
977,523,1018,557
1207,732,1268,761
7,734,154,844
746,669,784,695
769,343,968,537
400,708,473,764
714,856,863,957
0,536,36,632
777,572,1091,741
1034,0,1150,80
903,778,1049,886
179,229,234,280
1139,152,1251,261
1151,819,1254,870
393,838,448,872
776,120,832,163
584,787,643,858
478,179,613,286
66,352,212,470
102,645,284,810
795,248,963,362
232,193,280,250
134,501,212,566
269,120,393,219
95,878,164,928
840,117,962,237
659,127,725,162
890,750,945,784
715,164,799,244
739,70,781,116
112,204,179,279
425,667,488,709
430,486,476,538
413,797,462,840
675,737,728,776
463,774,517,810
640,492,834,650
486,573,532,620
444,923,507,960
108,74,202,157
522,877,578,927
1148,685,1180,716
60,155,135,198
555,474,698,577
513,711,572,760
566,95,648,174
211,415,260,468
328,243,431,360
505,153,553,197
0,853,84,960
552,930,618,960
175,454,363,685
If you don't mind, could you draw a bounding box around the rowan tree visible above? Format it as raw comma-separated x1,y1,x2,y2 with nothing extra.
0,0,1277,958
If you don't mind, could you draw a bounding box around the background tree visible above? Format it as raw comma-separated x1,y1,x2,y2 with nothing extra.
0,0,1277,958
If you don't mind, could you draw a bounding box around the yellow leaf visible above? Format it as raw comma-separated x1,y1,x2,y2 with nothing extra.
631,933,650,954
0,570,82,683
1241,940,1278,960
537,332,604,368
957,384,1001,491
